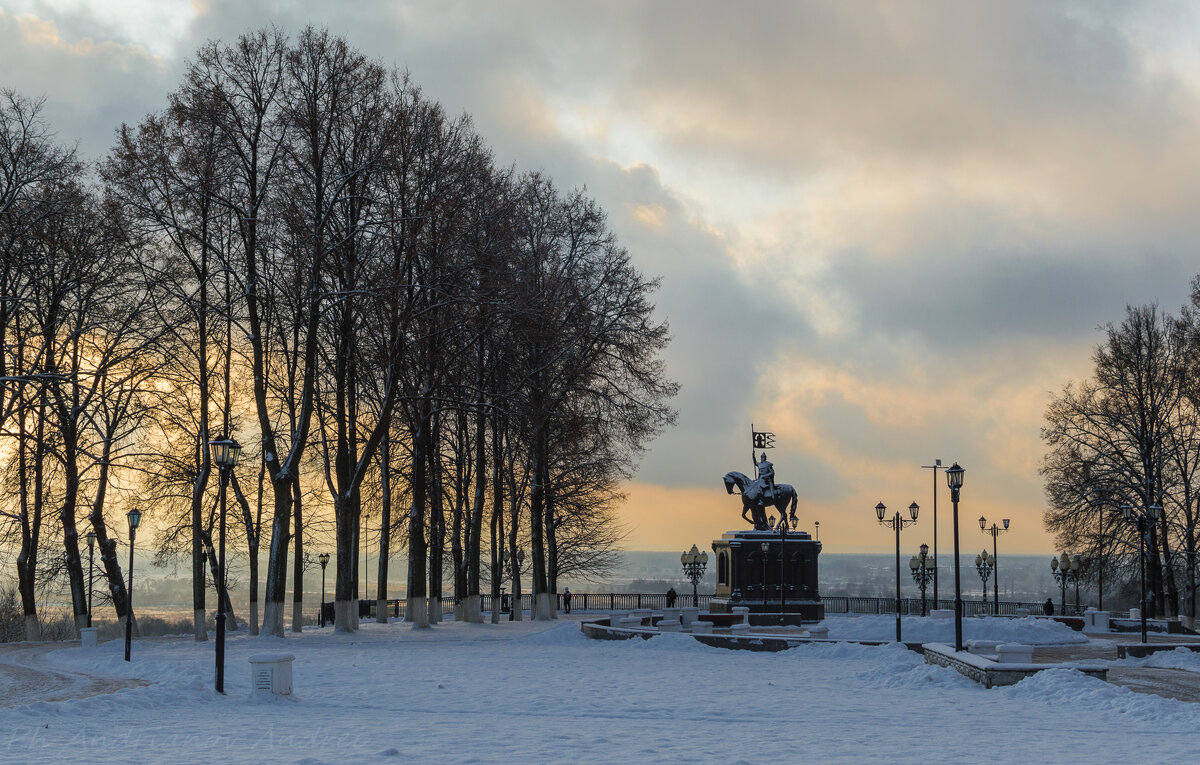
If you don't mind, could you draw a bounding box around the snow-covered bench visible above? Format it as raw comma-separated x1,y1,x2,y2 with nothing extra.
995,644,1034,664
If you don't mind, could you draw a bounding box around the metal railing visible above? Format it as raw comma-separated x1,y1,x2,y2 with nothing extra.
324,593,1057,621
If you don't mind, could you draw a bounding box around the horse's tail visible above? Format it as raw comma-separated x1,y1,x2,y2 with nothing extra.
789,486,798,519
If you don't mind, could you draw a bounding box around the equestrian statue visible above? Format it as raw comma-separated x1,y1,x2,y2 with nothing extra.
724,451,798,531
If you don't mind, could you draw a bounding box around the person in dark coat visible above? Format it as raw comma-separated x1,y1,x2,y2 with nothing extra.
666,587,677,608
563,587,572,614
1043,597,1054,616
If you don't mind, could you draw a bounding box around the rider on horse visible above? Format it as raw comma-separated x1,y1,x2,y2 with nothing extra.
757,452,775,503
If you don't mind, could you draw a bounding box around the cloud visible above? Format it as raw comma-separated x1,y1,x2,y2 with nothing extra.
3,1,1197,553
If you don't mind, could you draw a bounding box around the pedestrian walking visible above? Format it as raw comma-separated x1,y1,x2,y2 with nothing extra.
1043,597,1054,616
666,587,677,608
563,587,572,614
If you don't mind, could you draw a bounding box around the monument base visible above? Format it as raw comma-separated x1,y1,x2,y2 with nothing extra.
707,599,824,626
710,528,823,625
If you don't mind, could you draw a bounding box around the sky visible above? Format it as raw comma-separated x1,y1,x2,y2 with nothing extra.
2,1,1198,557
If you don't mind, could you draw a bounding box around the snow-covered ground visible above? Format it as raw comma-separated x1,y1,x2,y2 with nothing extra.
818,613,1090,644
1,616,1197,764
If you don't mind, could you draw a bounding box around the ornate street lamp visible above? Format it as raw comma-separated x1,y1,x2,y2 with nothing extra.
318,552,331,627
1050,553,1076,617
978,517,1010,615
945,462,965,652
680,544,709,608
975,549,994,612
85,530,96,628
208,436,242,694
1120,502,1161,643
813,520,819,542
124,507,142,662
876,500,919,642
910,543,933,617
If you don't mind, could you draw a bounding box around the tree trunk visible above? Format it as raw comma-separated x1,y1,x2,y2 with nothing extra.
261,478,293,636
292,472,304,632
490,418,503,624
376,430,392,624
334,490,359,633
406,397,430,628
428,413,444,624
231,471,260,635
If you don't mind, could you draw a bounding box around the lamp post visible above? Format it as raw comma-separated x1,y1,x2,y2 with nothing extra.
1050,553,1075,616
760,541,769,612
1097,505,1105,611
875,500,919,642
362,511,370,618
680,544,709,607
975,549,994,613
979,517,1009,615
814,520,819,542
208,436,242,694
1121,502,1162,643
318,552,330,627
945,462,965,652
769,515,790,615
124,507,141,662
921,459,944,606
85,530,96,628
910,544,933,617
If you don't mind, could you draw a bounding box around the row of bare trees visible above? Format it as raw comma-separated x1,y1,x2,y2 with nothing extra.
0,27,676,640
1042,282,1200,624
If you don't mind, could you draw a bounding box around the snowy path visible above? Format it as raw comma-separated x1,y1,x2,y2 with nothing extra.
0,617,1198,763
0,643,147,707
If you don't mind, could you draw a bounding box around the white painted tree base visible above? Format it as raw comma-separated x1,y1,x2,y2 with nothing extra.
461,595,482,623
334,600,357,633
406,596,429,628
262,601,285,637
376,599,389,624
428,599,441,624
25,614,41,642
533,593,556,621
194,610,208,641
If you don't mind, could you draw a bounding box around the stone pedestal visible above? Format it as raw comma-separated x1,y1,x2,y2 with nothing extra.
708,529,823,624
79,627,98,649
248,653,295,700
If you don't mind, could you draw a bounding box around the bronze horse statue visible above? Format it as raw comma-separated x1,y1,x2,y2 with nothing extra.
723,471,798,531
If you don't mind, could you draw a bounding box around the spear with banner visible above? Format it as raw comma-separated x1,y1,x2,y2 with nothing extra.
751,424,775,476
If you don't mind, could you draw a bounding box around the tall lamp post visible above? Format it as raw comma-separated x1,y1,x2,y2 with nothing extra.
680,544,709,607
909,543,933,617
1121,502,1162,643
85,530,96,628
875,500,919,642
946,462,965,652
1050,553,1078,617
318,552,331,627
124,507,141,662
975,549,994,613
813,521,819,542
208,436,242,694
921,459,944,606
979,517,1009,615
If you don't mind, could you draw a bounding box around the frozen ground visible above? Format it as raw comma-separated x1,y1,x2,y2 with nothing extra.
1,616,1198,764
816,613,1090,644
